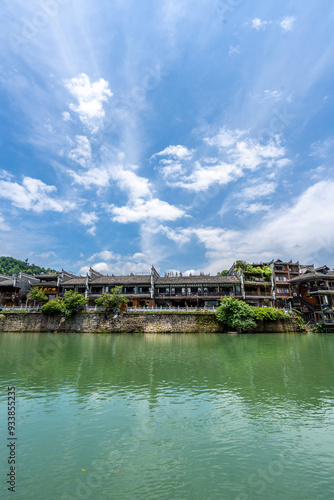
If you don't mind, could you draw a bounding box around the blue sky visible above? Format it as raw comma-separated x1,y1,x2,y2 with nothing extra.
1,0,334,276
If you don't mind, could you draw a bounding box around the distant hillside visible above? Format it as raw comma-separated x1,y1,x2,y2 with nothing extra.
0,256,57,277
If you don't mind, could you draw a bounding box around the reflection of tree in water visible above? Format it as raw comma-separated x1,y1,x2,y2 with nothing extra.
1,333,334,412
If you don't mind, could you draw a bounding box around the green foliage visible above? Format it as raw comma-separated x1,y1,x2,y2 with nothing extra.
95,286,129,313
217,270,229,276
27,287,48,305
216,296,256,332
0,256,56,277
42,300,62,315
291,309,306,332
253,307,289,322
244,264,272,279
312,323,325,333
262,266,273,278
235,260,247,271
234,261,272,279
60,290,88,318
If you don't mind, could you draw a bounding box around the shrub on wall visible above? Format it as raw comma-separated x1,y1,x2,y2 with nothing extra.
42,300,62,315
253,307,289,322
216,296,257,332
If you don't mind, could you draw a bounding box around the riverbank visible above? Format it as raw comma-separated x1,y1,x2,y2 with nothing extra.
0,311,299,333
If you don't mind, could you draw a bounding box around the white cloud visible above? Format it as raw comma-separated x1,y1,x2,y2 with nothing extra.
108,198,186,223
166,180,334,271
0,213,10,231
112,167,151,199
229,45,240,55
66,161,152,199
0,176,75,213
155,129,287,192
79,211,99,236
280,16,295,31
88,250,121,262
79,212,98,226
251,18,269,30
0,169,13,181
37,251,57,259
150,224,191,245
64,73,112,133
238,202,272,214
204,128,246,149
239,182,276,201
68,135,92,168
63,112,71,121
152,145,193,160
264,89,282,101
80,257,151,276
68,166,111,188
310,136,334,159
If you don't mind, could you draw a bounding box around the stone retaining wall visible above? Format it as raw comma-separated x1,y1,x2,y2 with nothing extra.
0,311,298,333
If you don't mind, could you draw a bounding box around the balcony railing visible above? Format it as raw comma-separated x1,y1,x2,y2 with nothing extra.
309,286,333,292
155,291,235,298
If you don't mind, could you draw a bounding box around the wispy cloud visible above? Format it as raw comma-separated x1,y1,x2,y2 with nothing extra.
80,250,151,276
238,182,276,201
251,18,269,30
280,16,295,31
159,180,334,270
79,211,99,235
0,213,10,231
153,128,287,192
68,135,92,168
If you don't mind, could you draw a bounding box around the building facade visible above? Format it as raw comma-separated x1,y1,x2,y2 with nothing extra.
290,266,334,324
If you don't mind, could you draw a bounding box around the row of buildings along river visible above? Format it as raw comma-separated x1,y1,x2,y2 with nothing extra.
1,259,334,325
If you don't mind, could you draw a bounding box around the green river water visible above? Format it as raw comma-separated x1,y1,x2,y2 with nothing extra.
1,332,334,500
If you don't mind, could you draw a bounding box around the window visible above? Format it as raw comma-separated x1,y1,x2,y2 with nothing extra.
277,288,289,294
276,276,287,281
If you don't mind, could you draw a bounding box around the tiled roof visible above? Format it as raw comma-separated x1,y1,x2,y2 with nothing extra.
0,278,20,287
156,275,240,285
61,277,87,286
289,270,334,284
89,275,152,285
33,273,60,280
33,270,77,280
33,280,58,287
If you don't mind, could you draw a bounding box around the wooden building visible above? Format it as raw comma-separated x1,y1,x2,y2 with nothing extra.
271,259,300,309
0,272,39,307
154,275,241,308
31,270,77,300
289,266,334,324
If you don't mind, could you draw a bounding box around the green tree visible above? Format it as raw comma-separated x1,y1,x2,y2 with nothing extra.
217,270,228,276
27,287,48,306
42,300,62,315
234,260,247,271
60,290,88,318
0,256,57,276
216,296,256,332
95,286,129,314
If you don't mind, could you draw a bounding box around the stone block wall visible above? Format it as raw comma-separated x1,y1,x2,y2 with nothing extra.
0,311,298,333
